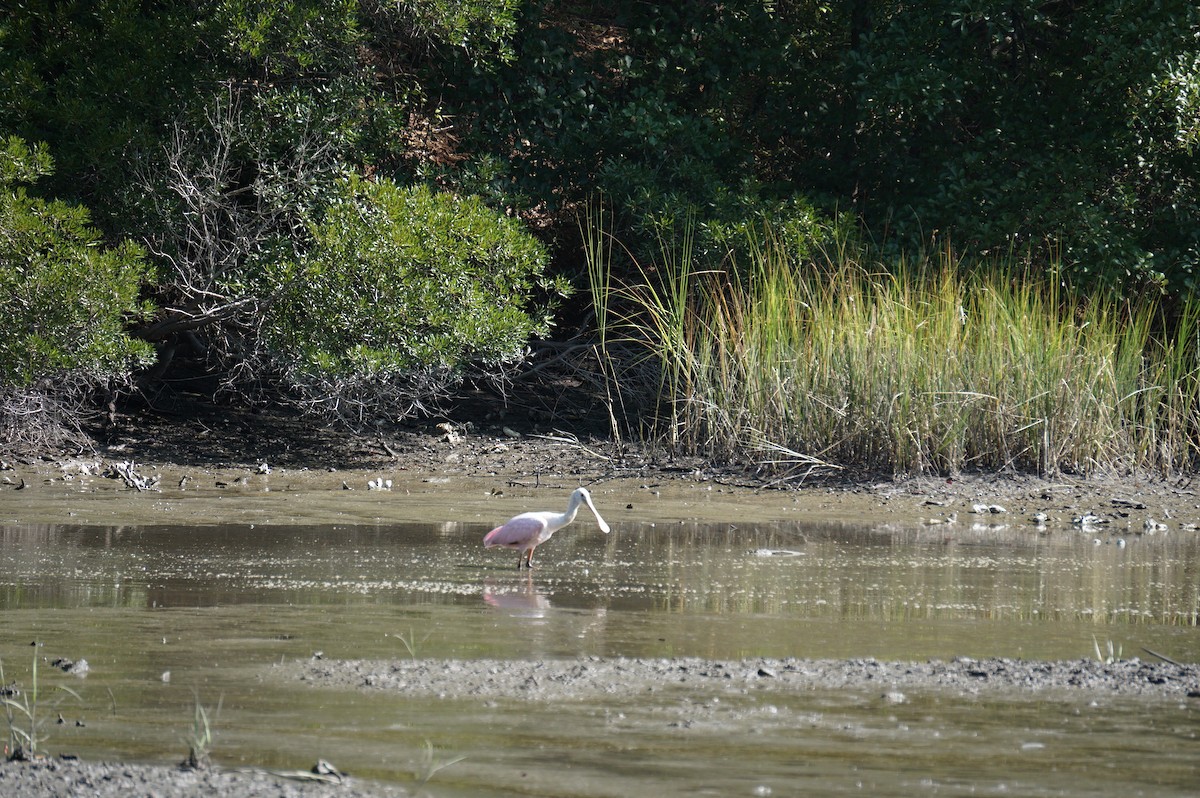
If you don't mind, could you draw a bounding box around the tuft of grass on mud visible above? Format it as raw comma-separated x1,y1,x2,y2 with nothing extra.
2,653,81,761
180,694,221,770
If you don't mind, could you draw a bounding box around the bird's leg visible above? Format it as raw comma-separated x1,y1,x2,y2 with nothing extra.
526,547,537,570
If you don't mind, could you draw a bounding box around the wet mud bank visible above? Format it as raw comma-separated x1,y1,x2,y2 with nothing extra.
289,655,1200,702
0,759,401,798
4,413,1200,796
4,657,1192,798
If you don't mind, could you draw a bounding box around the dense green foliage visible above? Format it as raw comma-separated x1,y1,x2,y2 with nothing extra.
824,1,1200,290
0,0,555,426
441,2,827,264
8,2,1194,291
0,1,206,228
0,137,154,388
0,1,1197,458
251,178,564,415
445,1,1200,287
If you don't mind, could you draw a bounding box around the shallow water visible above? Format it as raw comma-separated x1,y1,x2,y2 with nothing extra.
1,517,1197,796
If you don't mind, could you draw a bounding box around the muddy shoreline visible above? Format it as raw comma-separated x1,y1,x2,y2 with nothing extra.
3,414,1199,796
5,396,1200,532
289,654,1200,701
3,656,1196,797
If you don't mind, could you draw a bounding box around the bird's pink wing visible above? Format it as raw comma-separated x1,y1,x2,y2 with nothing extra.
483,516,546,548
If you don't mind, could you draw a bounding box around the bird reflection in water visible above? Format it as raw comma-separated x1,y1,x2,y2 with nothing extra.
482,575,552,619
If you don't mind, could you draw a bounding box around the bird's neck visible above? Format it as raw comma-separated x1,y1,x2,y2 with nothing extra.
559,505,580,526
559,492,584,526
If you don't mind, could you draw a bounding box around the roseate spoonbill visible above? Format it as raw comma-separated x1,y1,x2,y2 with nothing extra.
483,487,610,569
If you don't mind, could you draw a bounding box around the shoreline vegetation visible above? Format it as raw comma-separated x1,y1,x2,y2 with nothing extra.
585,218,1200,482
3,4,1199,479
2,4,1200,484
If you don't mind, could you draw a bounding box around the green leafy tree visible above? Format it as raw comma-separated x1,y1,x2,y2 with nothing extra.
0,137,154,447
0,1,207,229
787,0,1200,290
442,1,1199,291
247,177,569,422
125,1,534,418
441,1,819,266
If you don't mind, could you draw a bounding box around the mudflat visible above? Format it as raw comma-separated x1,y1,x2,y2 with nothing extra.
2,406,1198,796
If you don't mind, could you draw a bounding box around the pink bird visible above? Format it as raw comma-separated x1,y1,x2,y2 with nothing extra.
483,487,610,569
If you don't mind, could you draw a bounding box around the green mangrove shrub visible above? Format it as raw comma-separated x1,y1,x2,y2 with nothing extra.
0,137,155,448
248,177,570,422
0,137,155,388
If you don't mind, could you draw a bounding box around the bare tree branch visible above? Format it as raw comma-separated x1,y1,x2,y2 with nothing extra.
132,83,346,389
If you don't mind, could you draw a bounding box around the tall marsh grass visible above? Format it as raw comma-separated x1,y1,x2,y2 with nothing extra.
586,226,1200,478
